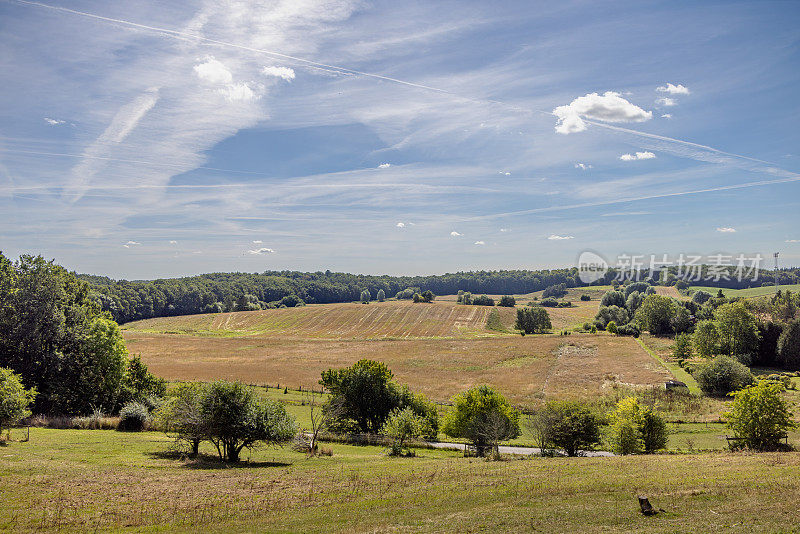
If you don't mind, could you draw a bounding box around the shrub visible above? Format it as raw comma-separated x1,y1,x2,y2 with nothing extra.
607,397,668,454
616,324,640,337
595,305,628,329
498,295,516,307
442,385,520,458
542,283,568,299
118,401,149,432
724,381,796,451
472,294,494,306
0,367,37,436
530,400,602,456
606,321,618,335
540,297,559,307
580,294,591,301
624,282,650,298
694,356,755,396
381,407,429,456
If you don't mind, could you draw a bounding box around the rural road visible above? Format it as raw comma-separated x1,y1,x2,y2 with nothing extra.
426,441,614,457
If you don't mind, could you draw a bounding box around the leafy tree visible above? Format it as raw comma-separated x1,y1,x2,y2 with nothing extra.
120,355,166,408
617,323,640,337
625,291,645,315
381,407,429,456
635,294,688,336
539,297,559,307
0,367,37,436
376,289,386,302
672,333,693,362
420,290,435,303
542,283,568,298
580,294,591,301
153,382,207,456
200,381,295,462
600,290,626,308
693,320,719,358
515,307,551,334
412,293,422,303
471,294,494,306
441,385,520,457
624,282,650,298
320,360,437,436
360,289,371,304
459,291,473,305
533,400,602,456
714,302,760,360
694,356,755,396
725,381,796,451
608,397,668,454
498,295,516,307
595,305,628,329
692,290,712,304
606,321,618,335
776,319,800,370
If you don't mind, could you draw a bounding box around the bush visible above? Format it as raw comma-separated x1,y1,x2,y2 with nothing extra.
595,305,628,329
580,294,591,301
542,283,568,299
0,367,37,436
442,385,520,458
616,324,640,337
471,294,494,306
724,381,796,451
498,295,516,307
607,397,668,454
118,401,149,432
694,356,755,396
381,407,429,456
530,400,602,456
539,297,559,307
606,321,618,335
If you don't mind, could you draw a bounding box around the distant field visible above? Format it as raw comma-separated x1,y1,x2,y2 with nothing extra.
689,284,800,298
124,300,509,340
125,331,669,405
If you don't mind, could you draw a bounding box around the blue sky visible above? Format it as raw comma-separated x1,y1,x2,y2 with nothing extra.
1,0,799,279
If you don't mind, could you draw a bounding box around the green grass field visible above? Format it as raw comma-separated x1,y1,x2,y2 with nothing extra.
2,428,800,532
689,284,800,299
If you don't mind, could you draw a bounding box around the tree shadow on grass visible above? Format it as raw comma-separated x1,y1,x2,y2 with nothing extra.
147,450,292,469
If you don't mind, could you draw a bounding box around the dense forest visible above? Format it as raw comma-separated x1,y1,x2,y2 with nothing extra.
79,265,800,324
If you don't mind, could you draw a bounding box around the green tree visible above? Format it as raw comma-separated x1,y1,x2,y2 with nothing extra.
200,381,295,462
608,397,668,454
776,319,800,370
153,382,207,456
692,290,712,304
420,290,435,303
376,289,386,302
724,381,796,451
360,289,371,304
672,333,693,363
714,302,760,361
606,321,618,335
694,356,755,396
594,305,628,329
600,290,626,308
635,294,687,336
533,400,602,456
498,295,516,307
381,407,429,456
515,307,551,334
441,385,520,457
693,320,719,357
120,355,166,408
0,367,37,436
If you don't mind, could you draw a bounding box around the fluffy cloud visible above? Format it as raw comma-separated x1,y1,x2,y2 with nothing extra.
248,247,275,254
553,91,652,134
716,227,736,233
547,235,574,240
574,163,592,170
450,231,462,237
396,222,405,228
44,117,65,125
656,97,676,107
218,83,260,103
193,56,233,84
169,240,177,244
474,241,485,245
619,151,656,161
657,83,690,95
261,65,296,81
123,240,141,248
378,163,392,168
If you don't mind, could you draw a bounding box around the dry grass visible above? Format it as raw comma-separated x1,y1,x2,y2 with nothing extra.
125,331,670,404
654,286,682,298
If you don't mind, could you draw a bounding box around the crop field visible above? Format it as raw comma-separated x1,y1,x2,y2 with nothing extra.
125,330,669,405
3,428,800,533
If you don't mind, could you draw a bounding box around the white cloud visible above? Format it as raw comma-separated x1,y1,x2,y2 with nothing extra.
474,240,485,245
378,163,392,168
574,163,592,170
716,227,736,233
657,83,690,95
169,240,177,244
786,239,800,243
620,151,656,161
248,247,275,254
123,240,141,248
553,91,652,134
44,117,65,125
450,231,462,237
661,113,672,119
656,97,676,107
548,234,574,240
261,65,296,81
498,171,510,175
500,228,509,232
194,56,233,84
218,82,260,103
252,240,263,243
396,222,405,228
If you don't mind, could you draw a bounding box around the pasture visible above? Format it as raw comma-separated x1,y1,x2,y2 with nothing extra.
689,284,800,299
3,428,800,532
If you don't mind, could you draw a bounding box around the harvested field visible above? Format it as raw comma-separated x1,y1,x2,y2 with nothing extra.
654,286,682,298
124,300,505,339
124,332,670,404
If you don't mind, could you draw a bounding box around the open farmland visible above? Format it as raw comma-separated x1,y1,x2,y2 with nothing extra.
689,284,800,299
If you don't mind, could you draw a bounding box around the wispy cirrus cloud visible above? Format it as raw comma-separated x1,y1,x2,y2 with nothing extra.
620,151,656,161
547,234,574,240
248,247,275,254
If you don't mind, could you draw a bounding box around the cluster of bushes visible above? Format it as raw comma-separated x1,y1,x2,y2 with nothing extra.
458,291,494,306
203,293,306,313
539,297,572,308
542,283,568,299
